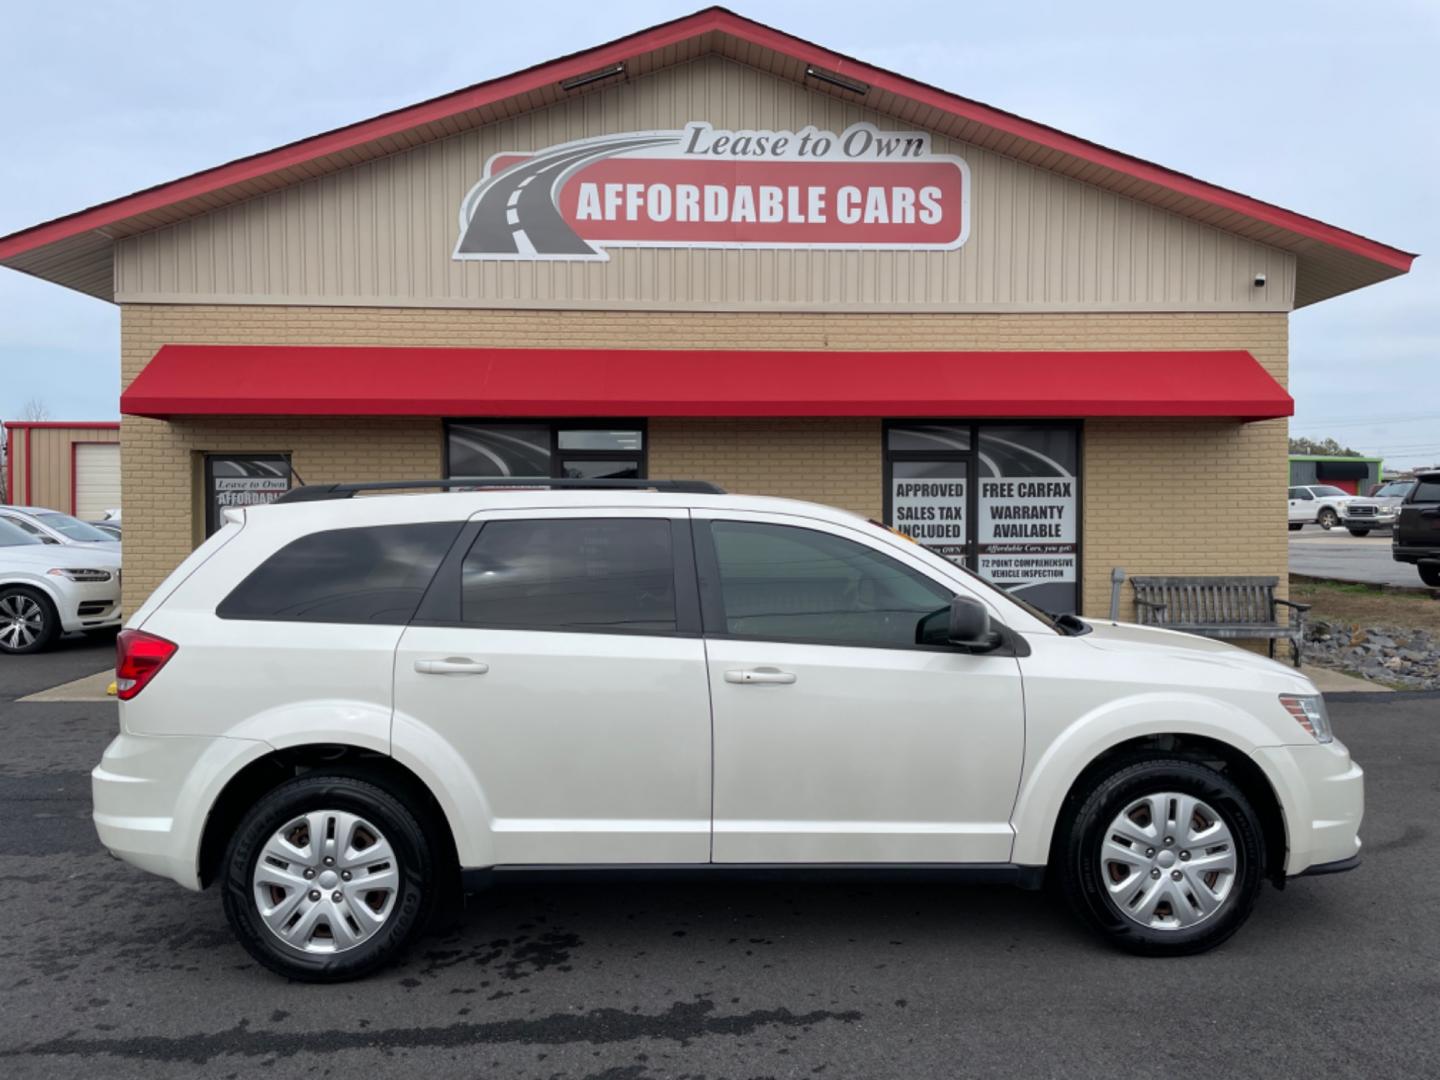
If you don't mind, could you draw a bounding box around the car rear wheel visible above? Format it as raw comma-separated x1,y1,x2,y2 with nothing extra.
0,587,58,655
1058,757,1265,956
1348,528,1371,537
221,773,435,982
1318,508,1339,530
1420,563,1440,588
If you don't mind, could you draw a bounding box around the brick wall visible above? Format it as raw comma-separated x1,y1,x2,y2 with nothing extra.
120,305,1287,616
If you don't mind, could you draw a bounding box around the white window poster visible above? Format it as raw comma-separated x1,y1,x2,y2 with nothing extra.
975,426,1078,612
890,459,968,564
205,454,291,534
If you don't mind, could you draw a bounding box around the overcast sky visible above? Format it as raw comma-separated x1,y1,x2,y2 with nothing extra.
1,1,1435,466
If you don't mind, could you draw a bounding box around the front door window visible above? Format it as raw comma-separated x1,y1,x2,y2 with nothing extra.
706,519,951,647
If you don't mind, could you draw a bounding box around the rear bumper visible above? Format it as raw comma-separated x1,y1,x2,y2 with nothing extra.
1252,740,1364,876
92,732,269,890
1392,545,1440,564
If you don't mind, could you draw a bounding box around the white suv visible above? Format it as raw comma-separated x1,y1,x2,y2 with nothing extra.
93,480,1363,981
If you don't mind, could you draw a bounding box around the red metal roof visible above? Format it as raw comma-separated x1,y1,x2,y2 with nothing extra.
0,7,1414,304
120,345,1293,421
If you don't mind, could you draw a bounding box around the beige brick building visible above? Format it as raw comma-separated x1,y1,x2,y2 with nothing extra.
0,9,1413,622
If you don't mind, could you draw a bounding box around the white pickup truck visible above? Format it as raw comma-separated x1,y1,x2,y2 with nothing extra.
1287,485,1357,531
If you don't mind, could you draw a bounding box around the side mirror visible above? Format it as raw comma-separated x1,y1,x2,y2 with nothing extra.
915,596,1006,651
947,596,1004,652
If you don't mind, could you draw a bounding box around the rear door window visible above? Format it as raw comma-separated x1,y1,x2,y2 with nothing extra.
218,523,461,623
461,518,676,633
1412,480,1440,503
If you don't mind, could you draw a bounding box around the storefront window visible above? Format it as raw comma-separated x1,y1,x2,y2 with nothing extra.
885,422,1079,614
204,454,292,535
446,421,645,481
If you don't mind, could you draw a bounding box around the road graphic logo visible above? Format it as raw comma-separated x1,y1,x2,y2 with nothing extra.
454,122,970,261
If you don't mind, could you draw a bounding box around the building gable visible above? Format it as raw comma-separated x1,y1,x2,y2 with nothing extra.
113,55,1293,313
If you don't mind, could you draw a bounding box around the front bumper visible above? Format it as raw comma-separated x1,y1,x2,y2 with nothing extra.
92,732,269,890
1341,514,1395,529
56,576,122,633
1252,739,1364,876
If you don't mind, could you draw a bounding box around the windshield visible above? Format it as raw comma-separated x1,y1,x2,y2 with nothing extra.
1311,486,1348,498
35,512,115,542
0,518,43,547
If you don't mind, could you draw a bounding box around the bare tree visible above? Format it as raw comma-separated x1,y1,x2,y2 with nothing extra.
20,397,51,422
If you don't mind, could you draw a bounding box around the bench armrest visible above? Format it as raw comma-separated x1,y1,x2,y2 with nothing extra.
1272,599,1312,612
1133,598,1167,610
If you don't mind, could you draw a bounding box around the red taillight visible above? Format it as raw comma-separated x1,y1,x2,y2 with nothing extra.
115,629,178,701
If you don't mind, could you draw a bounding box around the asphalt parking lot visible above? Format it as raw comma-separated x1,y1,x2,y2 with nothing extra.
1290,527,1425,588
1,641,1438,1079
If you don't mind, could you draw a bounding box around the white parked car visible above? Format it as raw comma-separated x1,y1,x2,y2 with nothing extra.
0,516,123,653
93,480,1363,981
0,504,122,551
1340,480,1414,536
1286,485,1357,531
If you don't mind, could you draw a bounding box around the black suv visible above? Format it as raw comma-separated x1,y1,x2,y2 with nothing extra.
1392,470,1440,586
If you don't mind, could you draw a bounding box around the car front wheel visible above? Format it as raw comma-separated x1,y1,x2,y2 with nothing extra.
1059,758,1265,955
1420,563,1440,588
1318,508,1339,529
221,773,436,981
0,587,58,655
1348,528,1371,537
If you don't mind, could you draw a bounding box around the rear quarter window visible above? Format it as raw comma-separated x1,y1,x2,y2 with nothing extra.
1411,479,1440,503
218,522,461,623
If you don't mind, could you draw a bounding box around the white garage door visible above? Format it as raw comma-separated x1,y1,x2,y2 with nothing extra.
74,443,121,520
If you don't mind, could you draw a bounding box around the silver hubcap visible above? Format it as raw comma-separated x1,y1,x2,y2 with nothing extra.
0,594,44,650
252,810,399,954
1100,791,1238,931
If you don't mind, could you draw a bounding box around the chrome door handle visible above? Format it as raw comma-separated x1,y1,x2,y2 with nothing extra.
414,657,490,676
724,668,796,685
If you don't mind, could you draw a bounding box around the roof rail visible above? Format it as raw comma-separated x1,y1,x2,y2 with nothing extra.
273,478,726,503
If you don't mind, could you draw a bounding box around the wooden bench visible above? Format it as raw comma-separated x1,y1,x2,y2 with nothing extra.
1128,575,1310,667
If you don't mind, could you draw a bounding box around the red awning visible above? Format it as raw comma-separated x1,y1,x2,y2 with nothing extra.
120,345,1293,421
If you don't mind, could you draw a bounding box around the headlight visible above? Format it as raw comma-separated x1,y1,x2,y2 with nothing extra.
1279,694,1333,743
46,568,113,583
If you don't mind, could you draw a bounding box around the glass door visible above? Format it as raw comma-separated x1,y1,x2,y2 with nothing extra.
884,422,1080,614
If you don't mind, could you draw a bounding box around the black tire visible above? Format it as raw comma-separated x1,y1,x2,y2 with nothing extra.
1420,563,1440,588
0,586,59,655
1288,523,1302,532
221,773,436,982
1058,757,1265,956
1347,528,1370,537
1318,507,1339,530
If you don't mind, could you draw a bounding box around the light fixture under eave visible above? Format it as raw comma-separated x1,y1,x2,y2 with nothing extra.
560,63,626,91
804,65,869,95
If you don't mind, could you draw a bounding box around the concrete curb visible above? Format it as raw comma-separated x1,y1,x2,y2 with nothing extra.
18,669,116,703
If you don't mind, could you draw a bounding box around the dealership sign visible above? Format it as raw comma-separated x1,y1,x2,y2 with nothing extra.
454,122,970,260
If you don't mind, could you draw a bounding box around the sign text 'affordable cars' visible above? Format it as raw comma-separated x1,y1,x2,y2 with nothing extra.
455,123,970,260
